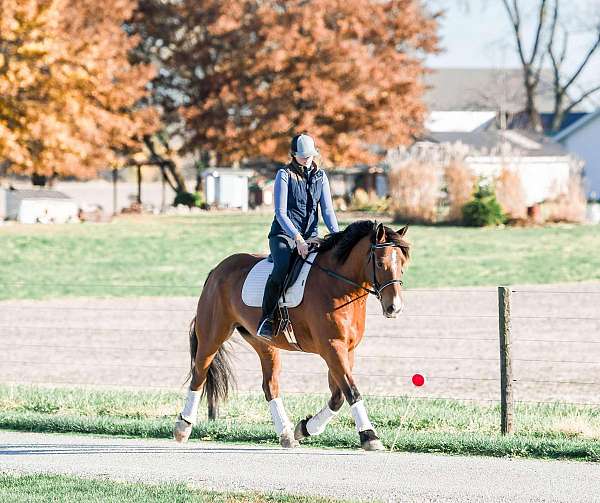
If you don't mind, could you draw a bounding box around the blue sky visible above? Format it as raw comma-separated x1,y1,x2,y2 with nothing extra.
425,0,600,106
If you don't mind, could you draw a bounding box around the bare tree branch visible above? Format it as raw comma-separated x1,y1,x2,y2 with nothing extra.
501,0,527,66
547,1,561,88
562,29,600,92
559,26,568,66
563,84,600,115
529,0,549,65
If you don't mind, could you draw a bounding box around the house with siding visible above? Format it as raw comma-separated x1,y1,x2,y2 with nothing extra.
387,129,579,208
552,110,600,200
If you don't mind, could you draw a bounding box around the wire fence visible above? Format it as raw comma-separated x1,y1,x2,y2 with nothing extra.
2,285,600,417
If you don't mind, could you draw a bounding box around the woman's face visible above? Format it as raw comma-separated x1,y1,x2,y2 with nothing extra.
294,155,314,167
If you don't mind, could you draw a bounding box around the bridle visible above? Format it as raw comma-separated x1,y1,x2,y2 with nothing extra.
301,241,404,301
367,242,405,300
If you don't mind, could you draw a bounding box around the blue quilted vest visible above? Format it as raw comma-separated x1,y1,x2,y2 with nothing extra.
268,160,324,240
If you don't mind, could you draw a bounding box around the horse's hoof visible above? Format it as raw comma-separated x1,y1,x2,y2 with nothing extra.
362,439,386,451
294,416,312,441
173,415,193,443
359,429,385,451
280,428,300,448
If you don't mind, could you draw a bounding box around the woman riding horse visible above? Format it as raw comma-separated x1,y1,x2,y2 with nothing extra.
173,140,410,451
257,132,340,340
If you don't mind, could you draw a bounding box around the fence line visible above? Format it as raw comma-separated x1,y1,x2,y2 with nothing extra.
514,338,600,344
512,315,600,321
1,359,500,371
0,283,500,294
4,379,600,408
3,286,600,433
514,358,600,365
7,336,600,351
512,290,600,295
0,329,499,343
0,379,502,403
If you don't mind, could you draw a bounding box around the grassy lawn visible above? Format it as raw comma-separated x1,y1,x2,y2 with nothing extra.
0,473,346,503
1,213,600,300
1,385,599,461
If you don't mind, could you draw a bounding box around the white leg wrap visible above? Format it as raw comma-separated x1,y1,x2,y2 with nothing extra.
181,389,202,425
269,397,293,436
306,404,339,436
350,400,374,433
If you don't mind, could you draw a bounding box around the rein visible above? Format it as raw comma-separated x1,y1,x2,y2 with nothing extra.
300,241,403,300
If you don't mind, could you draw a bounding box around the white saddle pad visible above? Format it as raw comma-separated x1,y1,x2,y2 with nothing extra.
241,252,317,308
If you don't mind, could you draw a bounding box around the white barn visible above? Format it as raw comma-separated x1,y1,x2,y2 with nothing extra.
553,110,600,200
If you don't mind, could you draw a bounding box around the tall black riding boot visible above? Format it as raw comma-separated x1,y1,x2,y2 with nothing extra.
257,275,281,340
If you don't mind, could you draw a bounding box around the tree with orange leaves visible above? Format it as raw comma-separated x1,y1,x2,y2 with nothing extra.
134,0,439,167
0,0,157,182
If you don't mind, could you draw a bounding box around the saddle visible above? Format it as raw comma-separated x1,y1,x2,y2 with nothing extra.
241,245,319,350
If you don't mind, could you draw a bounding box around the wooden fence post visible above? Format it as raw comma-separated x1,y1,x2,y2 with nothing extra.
498,286,514,434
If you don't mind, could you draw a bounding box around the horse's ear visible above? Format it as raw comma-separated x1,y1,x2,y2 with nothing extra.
375,222,386,243
396,226,408,237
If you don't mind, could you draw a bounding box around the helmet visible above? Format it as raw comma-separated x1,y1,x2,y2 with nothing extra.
290,133,319,157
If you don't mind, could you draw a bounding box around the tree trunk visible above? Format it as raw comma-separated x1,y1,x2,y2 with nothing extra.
550,92,566,133
164,160,187,195
136,165,142,204
143,135,188,196
112,168,118,216
524,70,543,133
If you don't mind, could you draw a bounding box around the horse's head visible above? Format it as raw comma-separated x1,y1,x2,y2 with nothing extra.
369,222,410,318
316,220,410,317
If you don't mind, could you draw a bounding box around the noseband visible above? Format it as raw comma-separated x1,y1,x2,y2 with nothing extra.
302,241,403,300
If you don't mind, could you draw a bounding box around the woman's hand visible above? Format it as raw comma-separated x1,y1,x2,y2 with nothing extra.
295,236,309,259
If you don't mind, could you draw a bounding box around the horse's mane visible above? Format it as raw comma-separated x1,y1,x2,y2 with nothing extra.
316,220,410,264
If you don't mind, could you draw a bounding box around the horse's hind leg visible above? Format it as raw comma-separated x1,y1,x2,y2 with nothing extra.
294,352,352,442
244,335,298,448
174,316,233,443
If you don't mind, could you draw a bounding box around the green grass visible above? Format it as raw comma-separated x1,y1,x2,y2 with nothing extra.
1,214,600,300
1,385,599,461
0,473,348,503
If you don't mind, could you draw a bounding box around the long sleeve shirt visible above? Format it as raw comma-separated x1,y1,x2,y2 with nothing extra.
273,168,340,240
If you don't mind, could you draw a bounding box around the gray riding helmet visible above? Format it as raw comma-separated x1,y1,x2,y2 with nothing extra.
291,133,319,157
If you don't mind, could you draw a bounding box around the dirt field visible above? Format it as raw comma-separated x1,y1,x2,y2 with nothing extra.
2,283,600,404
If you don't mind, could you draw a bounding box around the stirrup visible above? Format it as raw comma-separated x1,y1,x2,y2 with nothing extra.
277,305,302,351
256,317,274,340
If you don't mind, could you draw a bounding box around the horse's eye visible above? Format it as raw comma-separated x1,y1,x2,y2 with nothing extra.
376,260,383,268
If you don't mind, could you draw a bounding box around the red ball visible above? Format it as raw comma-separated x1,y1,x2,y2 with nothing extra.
412,373,425,387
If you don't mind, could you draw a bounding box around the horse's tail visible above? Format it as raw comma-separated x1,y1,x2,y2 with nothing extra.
184,268,235,420
184,317,198,385
184,268,213,385
185,316,235,420
204,342,236,420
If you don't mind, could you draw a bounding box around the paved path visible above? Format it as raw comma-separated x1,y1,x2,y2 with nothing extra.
1,431,599,502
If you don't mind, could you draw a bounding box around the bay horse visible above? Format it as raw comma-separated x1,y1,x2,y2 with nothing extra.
173,220,410,450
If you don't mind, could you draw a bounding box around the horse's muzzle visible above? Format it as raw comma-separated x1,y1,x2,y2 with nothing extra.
383,296,404,318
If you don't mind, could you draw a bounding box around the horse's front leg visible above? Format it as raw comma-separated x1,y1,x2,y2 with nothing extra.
245,337,298,448
325,343,384,451
294,353,352,441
